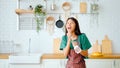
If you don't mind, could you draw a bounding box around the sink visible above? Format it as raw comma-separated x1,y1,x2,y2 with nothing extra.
9,53,42,64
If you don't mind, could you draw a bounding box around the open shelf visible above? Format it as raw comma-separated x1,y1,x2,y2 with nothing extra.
15,9,34,14
15,9,99,15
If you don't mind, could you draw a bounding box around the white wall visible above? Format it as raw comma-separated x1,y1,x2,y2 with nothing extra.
0,0,120,54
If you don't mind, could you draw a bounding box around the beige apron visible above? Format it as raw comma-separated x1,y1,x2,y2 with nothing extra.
66,49,86,68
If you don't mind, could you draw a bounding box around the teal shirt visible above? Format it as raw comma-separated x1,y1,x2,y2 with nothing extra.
60,33,91,51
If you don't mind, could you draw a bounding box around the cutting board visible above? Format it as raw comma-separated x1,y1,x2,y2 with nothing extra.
102,35,112,54
53,38,63,54
80,2,87,13
92,40,101,53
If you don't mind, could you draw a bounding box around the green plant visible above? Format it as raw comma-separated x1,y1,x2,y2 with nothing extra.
34,4,46,32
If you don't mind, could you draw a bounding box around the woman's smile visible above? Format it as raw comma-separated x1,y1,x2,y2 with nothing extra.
67,26,71,30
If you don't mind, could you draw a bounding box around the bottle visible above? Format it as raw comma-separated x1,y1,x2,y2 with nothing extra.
74,45,81,54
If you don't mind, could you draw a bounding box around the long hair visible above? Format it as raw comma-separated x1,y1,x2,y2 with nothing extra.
65,17,82,35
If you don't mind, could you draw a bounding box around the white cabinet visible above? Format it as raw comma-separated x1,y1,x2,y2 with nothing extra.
0,58,119,68
0,59,9,68
42,59,61,68
41,59,119,68
42,59,67,68
115,60,120,68
9,64,41,68
85,59,114,68
59,59,67,68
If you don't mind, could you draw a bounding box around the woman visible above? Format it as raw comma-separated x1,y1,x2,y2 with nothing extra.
60,17,91,68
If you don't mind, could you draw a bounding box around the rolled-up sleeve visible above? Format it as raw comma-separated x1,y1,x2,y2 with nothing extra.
59,35,67,50
81,34,91,50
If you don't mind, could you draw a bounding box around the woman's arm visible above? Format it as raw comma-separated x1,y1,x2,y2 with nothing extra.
63,38,71,57
80,50,88,57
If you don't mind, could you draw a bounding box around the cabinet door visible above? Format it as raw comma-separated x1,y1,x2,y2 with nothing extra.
59,59,67,68
0,61,5,68
0,59,9,68
115,60,120,68
85,59,114,68
9,64,41,68
42,59,61,68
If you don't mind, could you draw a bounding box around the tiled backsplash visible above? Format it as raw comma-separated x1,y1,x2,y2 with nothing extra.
0,40,21,54
0,40,14,53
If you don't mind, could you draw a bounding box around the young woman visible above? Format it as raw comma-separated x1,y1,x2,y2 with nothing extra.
60,17,91,68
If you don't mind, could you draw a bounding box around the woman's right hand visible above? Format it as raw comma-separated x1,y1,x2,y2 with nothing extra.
67,32,72,41
67,32,72,38
63,32,71,57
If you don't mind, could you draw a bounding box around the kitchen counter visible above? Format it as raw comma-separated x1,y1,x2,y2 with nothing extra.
41,53,120,59
89,54,120,59
1,53,120,59
0,54,10,59
41,53,66,59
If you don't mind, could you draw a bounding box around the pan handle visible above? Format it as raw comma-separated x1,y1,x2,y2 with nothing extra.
59,15,61,20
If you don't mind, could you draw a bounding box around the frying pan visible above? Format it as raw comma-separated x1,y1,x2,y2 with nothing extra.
55,16,64,28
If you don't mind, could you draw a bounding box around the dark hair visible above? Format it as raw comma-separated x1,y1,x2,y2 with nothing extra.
65,17,82,35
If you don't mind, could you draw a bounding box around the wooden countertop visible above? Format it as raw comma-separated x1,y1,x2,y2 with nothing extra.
0,54,10,59
1,53,120,59
41,53,120,59
0,53,66,59
41,53,66,59
89,54,120,59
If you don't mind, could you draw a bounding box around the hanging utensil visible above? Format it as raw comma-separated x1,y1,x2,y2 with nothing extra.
80,2,87,13
46,16,55,35
62,2,71,21
62,2,71,11
55,15,64,28
28,0,33,10
91,3,99,13
51,0,56,11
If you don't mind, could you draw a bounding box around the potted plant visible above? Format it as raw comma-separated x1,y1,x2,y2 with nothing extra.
34,4,46,32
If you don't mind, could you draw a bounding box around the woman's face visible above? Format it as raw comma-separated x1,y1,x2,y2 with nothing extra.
66,19,76,33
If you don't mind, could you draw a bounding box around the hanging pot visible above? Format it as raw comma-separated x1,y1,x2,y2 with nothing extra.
55,16,64,28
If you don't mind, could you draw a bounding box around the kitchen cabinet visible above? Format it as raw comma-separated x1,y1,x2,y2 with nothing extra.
42,59,61,68
9,64,41,68
7,59,120,68
42,59,67,68
59,59,67,68
8,59,120,68
42,59,115,68
0,59,9,68
85,59,114,68
115,60,120,68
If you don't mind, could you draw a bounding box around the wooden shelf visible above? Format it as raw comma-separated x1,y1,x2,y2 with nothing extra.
15,9,34,14
15,9,98,15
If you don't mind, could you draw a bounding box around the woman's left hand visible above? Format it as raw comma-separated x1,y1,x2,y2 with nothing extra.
74,45,81,54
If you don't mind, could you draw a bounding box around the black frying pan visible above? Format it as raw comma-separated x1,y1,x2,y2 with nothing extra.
55,16,64,28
